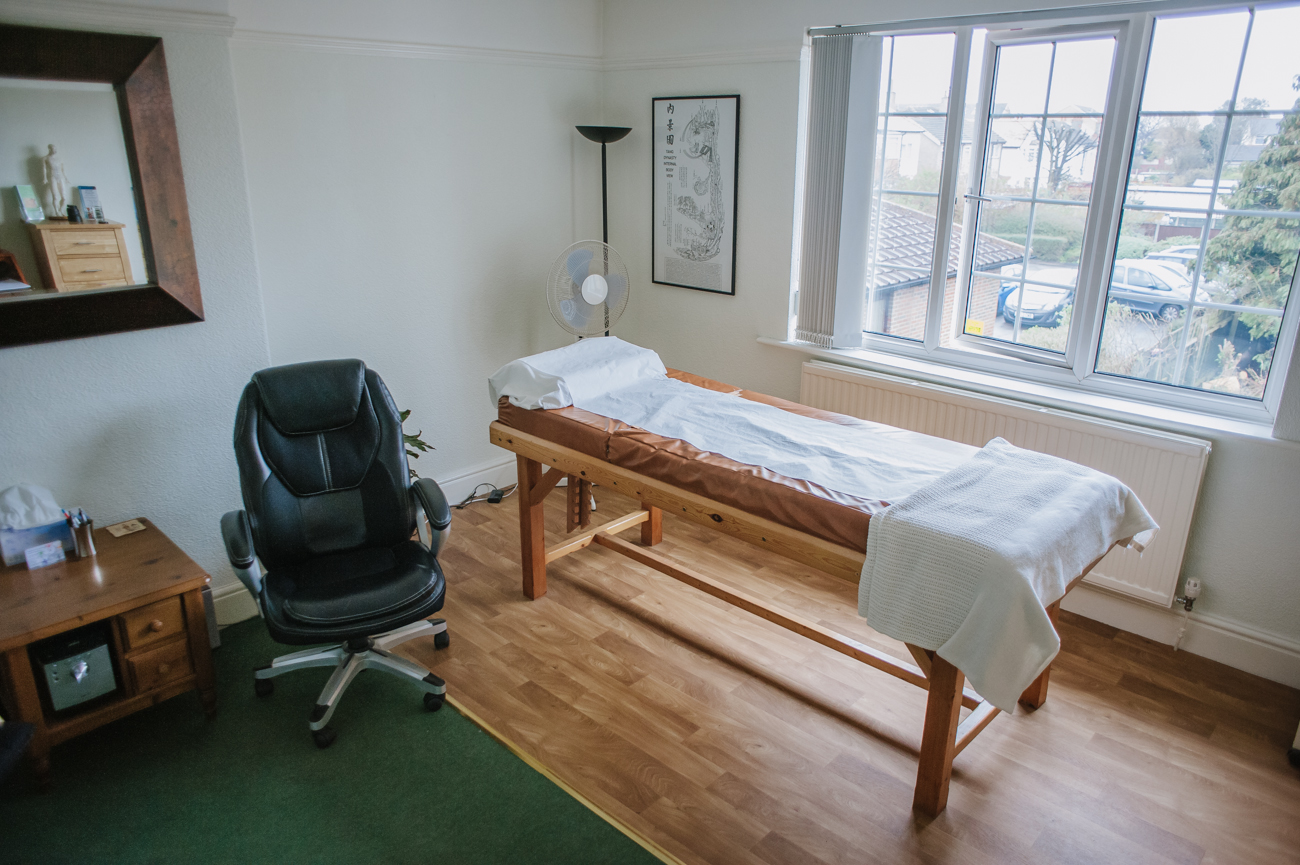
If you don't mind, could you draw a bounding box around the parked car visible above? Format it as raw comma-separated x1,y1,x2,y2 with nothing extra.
1001,283,1074,327
999,266,1077,328
1109,259,1212,320
1144,244,1201,270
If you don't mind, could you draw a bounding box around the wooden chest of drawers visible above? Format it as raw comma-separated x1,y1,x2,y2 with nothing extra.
0,519,215,790
25,220,135,292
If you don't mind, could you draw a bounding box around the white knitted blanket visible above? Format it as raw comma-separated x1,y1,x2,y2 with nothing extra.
858,437,1157,712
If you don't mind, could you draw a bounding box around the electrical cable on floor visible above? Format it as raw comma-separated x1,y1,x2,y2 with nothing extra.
453,482,518,509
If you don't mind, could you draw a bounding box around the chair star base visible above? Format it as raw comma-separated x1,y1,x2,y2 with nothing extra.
253,618,448,736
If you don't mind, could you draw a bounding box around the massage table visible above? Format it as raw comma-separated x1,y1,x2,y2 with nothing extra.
489,368,1112,816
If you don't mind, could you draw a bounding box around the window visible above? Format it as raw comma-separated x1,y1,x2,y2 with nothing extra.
1096,5,1300,398
796,2,1300,421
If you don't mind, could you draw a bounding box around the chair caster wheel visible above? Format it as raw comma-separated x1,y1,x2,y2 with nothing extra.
434,630,450,649
312,726,337,749
423,692,445,712
254,677,273,697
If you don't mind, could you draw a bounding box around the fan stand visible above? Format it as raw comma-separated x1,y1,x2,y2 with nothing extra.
577,125,631,337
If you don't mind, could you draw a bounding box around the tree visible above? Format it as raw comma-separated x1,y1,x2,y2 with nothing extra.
1201,97,1272,167
1203,93,1300,370
1032,121,1098,191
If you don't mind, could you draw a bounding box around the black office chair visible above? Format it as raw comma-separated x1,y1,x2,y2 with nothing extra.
220,359,452,748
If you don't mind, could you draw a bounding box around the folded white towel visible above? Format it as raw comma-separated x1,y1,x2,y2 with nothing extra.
858,437,1157,712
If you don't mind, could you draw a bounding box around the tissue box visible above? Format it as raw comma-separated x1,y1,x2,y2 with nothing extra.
1,520,75,566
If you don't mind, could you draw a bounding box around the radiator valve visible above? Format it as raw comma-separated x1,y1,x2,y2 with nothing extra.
1176,577,1202,612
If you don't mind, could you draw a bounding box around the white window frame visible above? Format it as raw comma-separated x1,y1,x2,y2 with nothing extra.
801,0,1300,427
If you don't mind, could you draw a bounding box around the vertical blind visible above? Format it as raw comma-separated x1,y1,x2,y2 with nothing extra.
794,33,855,348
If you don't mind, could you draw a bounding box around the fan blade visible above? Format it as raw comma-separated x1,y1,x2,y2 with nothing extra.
604,273,626,308
566,248,594,286
559,297,590,329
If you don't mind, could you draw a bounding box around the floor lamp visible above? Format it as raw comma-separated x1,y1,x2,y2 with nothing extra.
576,125,631,336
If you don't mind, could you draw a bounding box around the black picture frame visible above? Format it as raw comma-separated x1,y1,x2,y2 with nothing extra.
651,94,739,296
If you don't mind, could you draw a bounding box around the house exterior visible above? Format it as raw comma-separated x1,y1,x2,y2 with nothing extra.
865,200,1023,339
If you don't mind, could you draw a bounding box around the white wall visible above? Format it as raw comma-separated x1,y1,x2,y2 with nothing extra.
227,0,605,503
601,0,1300,680
0,13,271,610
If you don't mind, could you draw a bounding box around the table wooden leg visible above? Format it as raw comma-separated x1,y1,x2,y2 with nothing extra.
1019,601,1061,710
640,503,662,546
182,588,218,718
565,474,581,533
914,654,964,817
578,479,592,529
518,456,547,599
2,647,51,792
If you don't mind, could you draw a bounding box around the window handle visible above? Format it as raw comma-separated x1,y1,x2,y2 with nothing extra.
964,193,993,203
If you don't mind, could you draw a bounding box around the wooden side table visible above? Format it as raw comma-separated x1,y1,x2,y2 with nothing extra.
0,519,216,789
25,220,134,292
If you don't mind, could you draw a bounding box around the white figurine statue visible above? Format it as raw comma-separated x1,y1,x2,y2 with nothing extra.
43,144,71,218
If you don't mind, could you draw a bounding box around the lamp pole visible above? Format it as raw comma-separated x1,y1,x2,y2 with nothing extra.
576,125,631,336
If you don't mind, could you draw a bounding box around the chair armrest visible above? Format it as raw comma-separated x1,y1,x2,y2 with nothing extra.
221,510,254,567
220,510,263,599
411,478,451,531
411,478,451,556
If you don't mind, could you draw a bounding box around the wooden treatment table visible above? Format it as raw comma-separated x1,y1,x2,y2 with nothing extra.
490,372,1104,816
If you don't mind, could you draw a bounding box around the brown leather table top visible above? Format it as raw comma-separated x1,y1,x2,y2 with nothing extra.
497,370,886,553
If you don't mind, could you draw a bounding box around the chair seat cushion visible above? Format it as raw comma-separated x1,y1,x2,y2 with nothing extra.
264,541,442,627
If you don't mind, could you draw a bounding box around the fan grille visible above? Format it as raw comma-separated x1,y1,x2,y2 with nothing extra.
546,241,630,337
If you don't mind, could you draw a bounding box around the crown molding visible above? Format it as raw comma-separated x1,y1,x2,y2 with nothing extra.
231,29,604,72
603,45,801,71
231,28,797,72
0,0,235,35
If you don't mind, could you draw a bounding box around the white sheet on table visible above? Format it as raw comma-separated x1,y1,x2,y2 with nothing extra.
577,377,977,505
488,337,667,410
858,437,1158,712
488,338,977,504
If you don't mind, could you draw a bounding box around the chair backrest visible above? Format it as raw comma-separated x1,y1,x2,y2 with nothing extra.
233,359,414,569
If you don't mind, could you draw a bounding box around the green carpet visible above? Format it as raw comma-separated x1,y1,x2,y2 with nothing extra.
0,620,661,865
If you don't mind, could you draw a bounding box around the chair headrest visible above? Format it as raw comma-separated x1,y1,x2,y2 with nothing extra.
252,359,367,434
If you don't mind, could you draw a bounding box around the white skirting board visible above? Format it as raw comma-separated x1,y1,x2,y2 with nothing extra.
211,455,518,627
1062,583,1300,688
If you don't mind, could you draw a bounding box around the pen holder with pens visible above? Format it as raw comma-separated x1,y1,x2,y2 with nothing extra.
73,519,95,558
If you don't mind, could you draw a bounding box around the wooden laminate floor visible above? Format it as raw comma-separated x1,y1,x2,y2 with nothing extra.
402,486,1300,865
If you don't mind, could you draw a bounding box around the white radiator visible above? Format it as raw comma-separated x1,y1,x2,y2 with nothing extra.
800,361,1212,607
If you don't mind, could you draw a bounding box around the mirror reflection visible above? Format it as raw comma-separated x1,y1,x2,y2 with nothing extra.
0,77,147,302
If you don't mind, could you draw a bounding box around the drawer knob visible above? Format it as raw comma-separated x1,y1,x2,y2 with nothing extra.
82,268,103,273
149,619,164,632
158,663,171,676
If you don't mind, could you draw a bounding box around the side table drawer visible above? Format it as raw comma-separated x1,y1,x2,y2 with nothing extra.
51,230,120,256
126,639,193,693
119,596,185,652
58,255,125,284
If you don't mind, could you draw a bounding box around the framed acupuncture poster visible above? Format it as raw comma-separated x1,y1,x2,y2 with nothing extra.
652,95,739,295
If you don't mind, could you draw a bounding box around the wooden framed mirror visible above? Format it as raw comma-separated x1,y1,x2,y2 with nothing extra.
0,23,201,348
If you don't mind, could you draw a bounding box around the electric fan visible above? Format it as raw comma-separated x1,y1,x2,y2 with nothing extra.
546,240,630,337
